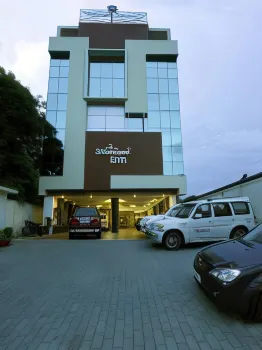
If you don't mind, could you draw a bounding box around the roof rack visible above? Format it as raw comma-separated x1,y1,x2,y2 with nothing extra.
206,196,249,202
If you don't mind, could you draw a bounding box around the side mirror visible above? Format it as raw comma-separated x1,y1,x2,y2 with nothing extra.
194,213,202,219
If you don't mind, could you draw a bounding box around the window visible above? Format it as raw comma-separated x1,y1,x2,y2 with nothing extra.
212,203,232,217
87,106,125,131
194,204,212,218
89,63,125,98
231,202,250,215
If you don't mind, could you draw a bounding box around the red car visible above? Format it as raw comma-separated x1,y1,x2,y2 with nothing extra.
69,206,101,239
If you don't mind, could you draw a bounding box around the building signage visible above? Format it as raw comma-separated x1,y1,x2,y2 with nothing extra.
95,143,131,164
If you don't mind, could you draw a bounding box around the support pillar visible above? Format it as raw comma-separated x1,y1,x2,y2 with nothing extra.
43,196,54,234
111,198,119,233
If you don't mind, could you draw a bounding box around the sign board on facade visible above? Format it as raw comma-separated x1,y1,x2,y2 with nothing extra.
95,144,131,164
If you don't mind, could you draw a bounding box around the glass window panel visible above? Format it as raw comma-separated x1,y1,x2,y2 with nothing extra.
159,94,170,110
160,111,171,128
101,63,113,78
146,128,161,132
48,78,59,93
147,111,160,128
172,146,183,161
57,94,68,110
147,94,159,110
113,63,124,78
58,78,68,93
127,118,143,130
173,161,184,175
87,115,106,129
89,78,101,97
106,106,124,116
50,59,60,67
161,129,172,146
162,146,172,161
127,129,143,132
158,62,168,68
168,68,178,78
170,111,181,128
146,62,157,68
158,79,168,93
163,162,173,175
56,111,66,128
171,129,182,146
47,94,58,110
158,68,168,79
169,94,180,110
88,106,106,116
106,115,124,129
168,62,177,69
146,67,157,78
56,129,65,145
143,118,148,130
168,79,179,93
101,78,113,97
46,111,56,126
60,59,69,67
49,67,59,78
113,78,124,97
105,128,126,132
90,63,101,78
59,66,69,78
147,79,158,94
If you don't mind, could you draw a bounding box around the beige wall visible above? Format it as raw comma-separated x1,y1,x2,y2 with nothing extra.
125,40,178,113
5,200,43,237
39,37,89,195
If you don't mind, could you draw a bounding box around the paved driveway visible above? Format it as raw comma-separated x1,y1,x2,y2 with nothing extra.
1,239,262,350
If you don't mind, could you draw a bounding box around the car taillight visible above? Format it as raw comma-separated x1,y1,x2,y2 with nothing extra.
91,218,99,225
70,217,79,225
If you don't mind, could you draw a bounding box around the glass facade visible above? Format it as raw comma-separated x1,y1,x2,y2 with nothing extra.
41,59,69,176
146,62,184,175
89,63,125,98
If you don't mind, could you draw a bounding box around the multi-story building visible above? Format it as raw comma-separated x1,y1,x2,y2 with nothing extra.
39,7,187,232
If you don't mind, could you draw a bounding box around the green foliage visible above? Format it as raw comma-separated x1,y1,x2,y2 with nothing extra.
0,227,13,240
0,66,56,203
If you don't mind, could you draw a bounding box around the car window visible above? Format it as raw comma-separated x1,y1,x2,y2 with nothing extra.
167,204,196,219
74,207,98,216
194,204,212,218
212,203,232,217
243,223,262,244
165,206,182,218
231,202,250,215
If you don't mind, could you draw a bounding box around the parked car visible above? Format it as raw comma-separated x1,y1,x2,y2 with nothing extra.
135,218,143,231
140,216,157,233
193,222,262,320
69,206,101,239
145,197,255,250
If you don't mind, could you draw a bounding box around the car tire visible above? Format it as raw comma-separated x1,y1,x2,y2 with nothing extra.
244,293,262,321
230,226,248,239
164,231,182,250
69,232,74,240
96,232,101,239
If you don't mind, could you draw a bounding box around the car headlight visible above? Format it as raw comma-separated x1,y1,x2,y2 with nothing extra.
209,268,241,283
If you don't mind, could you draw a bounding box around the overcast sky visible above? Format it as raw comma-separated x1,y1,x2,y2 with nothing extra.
1,0,262,196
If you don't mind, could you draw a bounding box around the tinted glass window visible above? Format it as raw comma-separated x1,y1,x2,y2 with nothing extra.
195,204,212,218
166,204,196,218
74,207,98,216
212,203,232,217
231,202,250,215
244,223,262,244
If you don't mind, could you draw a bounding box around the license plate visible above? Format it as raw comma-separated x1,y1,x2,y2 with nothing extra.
194,269,201,283
80,217,90,224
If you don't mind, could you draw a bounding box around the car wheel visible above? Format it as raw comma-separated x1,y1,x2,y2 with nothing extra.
230,227,248,239
164,231,182,250
96,232,101,239
69,232,74,240
244,293,262,321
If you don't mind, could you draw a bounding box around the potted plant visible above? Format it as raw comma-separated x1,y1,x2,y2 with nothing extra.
0,227,13,247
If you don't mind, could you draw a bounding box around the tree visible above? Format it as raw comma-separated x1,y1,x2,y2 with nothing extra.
0,67,56,202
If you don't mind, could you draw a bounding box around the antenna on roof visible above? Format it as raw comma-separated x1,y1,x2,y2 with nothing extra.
107,5,118,23
241,174,248,180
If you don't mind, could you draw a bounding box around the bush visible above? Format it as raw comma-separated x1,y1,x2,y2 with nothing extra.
0,227,13,240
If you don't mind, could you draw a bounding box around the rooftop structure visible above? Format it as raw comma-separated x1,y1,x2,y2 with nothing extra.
80,8,148,24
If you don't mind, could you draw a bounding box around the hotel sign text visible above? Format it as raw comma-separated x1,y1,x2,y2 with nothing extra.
95,144,131,164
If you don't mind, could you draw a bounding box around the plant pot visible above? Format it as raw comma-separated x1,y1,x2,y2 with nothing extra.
0,240,11,247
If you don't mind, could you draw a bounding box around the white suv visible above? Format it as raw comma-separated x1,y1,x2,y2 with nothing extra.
146,197,256,250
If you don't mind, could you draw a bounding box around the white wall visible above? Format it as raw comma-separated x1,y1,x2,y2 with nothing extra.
5,200,43,237
198,178,262,223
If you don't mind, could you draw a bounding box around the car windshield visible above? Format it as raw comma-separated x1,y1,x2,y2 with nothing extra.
243,223,262,244
165,204,196,218
74,207,98,216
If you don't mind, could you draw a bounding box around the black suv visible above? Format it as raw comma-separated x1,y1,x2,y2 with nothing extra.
69,206,101,240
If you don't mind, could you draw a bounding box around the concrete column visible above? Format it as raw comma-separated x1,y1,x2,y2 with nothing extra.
43,196,54,233
57,198,65,225
0,193,7,229
111,198,119,233
169,195,177,209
